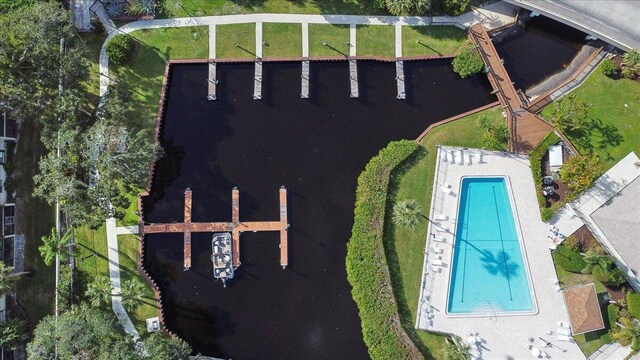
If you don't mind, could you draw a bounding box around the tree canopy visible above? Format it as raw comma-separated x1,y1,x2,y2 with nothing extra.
452,45,484,78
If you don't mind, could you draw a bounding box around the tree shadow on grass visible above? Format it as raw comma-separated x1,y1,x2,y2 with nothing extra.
566,117,623,164
382,146,443,360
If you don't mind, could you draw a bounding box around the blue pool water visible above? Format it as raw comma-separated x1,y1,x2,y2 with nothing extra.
447,177,534,314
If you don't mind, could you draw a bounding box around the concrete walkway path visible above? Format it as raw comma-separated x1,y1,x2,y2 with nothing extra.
395,23,402,58
106,217,140,339
302,23,309,58
99,2,518,95
349,24,356,57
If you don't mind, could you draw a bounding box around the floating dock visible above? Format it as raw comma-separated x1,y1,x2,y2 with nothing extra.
253,60,263,100
144,187,288,270
207,61,217,100
349,58,358,98
396,60,406,99
301,59,310,99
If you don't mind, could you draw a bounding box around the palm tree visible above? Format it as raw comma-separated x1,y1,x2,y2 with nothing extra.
613,318,640,351
120,278,146,313
0,317,29,350
581,250,614,275
0,262,28,295
442,336,471,360
39,227,74,317
39,227,74,267
86,276,112,308
392,199,423,229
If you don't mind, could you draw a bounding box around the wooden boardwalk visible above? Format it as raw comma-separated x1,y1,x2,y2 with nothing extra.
469,23,553,153
144,188,288,270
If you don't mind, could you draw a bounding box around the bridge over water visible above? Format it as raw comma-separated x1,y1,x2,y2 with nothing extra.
504,0,640,51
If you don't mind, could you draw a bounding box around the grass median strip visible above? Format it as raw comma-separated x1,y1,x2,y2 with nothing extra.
356,25,395,58
263,23,302,58
309,24,350,57
402,26,466,57
217,23,256,59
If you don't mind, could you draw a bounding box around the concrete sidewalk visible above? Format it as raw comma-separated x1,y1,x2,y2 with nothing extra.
106,217,140,339
99,2,518,95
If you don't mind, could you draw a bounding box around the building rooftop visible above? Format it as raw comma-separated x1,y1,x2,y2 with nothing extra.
562,284,605,335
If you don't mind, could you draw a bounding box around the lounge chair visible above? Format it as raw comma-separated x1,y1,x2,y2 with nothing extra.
441,185,453,195
556,327,571,336
434,213,448,221
556,334,573,342
459,149,465,165
431,258,445,266
463,150,470,165
430,246,444,254
440,150,448,162
435,225,449,233
450,150,456,164
431,234,447,243
429,265,441,273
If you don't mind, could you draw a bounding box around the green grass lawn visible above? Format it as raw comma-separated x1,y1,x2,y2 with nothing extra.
216,23,256,59
555,265,612,356
356,25,395,58
159,0,383,18
111,26,209,131
402,26,467,57
541,66,640,170
75,224,157,333
78,32,107,111
263,23,302,58
384,106,505,358
308,24,350,57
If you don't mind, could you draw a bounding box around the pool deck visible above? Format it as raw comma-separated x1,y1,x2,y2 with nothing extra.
417,146,585,360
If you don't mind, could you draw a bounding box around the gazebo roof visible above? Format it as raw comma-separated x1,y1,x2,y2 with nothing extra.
562,284,605,335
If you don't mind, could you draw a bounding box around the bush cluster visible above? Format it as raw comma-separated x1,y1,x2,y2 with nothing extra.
452,45,484,78
601,59,617,77
552,244,586,273
106,34,136,65
346,140,422,359
627,292,640,319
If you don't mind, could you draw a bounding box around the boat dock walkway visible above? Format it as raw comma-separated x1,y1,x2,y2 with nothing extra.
143,187,288,270
349,59,358,98
396,60,406,99
254,21,263,100
469,23,553,153
207,24,217,100
301,59,310,98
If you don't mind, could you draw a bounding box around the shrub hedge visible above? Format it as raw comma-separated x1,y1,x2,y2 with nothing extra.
346,140,422,360
552,244,586,273
627,292,640,319
607,304,619,331
452,45,484,78
106,34,136,65
529,132,561,221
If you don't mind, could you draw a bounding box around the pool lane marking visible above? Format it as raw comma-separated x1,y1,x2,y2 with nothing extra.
492,186,514,301
460,185,472,303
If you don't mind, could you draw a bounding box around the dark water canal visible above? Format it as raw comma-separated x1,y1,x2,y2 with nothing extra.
142,17,583,359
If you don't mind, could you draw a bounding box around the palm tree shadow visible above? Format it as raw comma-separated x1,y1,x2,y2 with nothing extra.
478,248,520,279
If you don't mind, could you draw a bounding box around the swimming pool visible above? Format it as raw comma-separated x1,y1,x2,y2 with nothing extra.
447,177,536,315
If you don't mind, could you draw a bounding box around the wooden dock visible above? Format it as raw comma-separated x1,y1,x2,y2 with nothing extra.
301,59,310,99
207,61,217,101
253,60,263,100
349,58,358,98
143,188,288,270
396,60,406,99
279,187,288,268
469,23,553,153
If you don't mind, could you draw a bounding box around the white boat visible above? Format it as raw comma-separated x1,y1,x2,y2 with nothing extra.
212,232,234,287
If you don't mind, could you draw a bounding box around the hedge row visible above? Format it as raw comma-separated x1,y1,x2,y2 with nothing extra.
529,132,561,221
627,292,640,320
346,140,422,360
